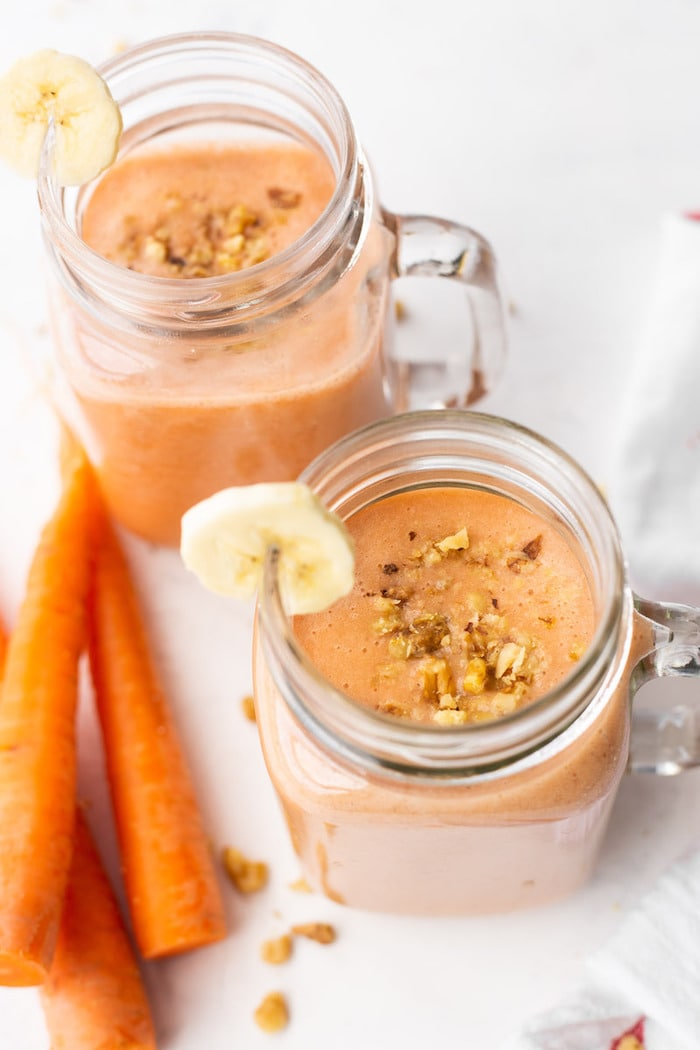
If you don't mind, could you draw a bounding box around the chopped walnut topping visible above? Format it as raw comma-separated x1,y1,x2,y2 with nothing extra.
142,235,167,262
388,634,414,659
466,591,489,615
436,526,470,554
119,199,271,278
522,535,543,560
419,656,454,701
506,535,544,573
380,699,410,717
490,692,519,717
361,517,556,724
495,642,527,680
506,556,527,573
380,585,412,603
222,847,269,894
413,613,451,652
254,991,289,1033
462,657,487,694
260,934,293,965
372,595,403,634
291,922,337,945
409,528,470,566
434,708,470,725
267,187,302,209
241,694,257,722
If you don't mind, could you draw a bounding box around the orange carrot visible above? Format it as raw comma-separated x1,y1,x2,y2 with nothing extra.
87,508,227,959
0,447,95,985
40,809,157,1049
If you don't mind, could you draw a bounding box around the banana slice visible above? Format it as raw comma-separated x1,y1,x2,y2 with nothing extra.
180,482,356,615
0,49,122,185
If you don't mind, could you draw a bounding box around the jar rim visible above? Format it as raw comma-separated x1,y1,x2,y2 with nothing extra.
258,410,629,780
37,30,364,327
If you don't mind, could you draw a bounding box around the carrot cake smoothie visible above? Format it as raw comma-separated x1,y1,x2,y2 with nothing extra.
51,140,392,545
254,485,647,914
295,488,596,724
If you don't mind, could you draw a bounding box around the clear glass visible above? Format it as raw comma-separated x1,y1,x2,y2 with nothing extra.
37,32,507,547
252,411,700,915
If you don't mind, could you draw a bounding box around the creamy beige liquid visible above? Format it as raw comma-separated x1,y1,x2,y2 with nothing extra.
54,142,393,546
254,487,648,914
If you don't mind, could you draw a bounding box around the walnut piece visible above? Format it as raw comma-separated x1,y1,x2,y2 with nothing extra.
436,526,470,553
434,708,470,725
291,922,337,945
267,187,302,209
222,846,269,894
254,991,289,1033
495,642,527,680
260,934,293,965
521,534,543,560
462,657,487,694
419,657,454,701
241,694,257,722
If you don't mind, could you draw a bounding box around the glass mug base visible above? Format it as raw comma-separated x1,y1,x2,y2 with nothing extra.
253,411,698,915
38,33,507,547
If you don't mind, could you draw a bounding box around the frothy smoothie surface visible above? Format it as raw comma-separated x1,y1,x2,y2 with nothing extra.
58,139,391,546
81,141,336,276
295,487,596,724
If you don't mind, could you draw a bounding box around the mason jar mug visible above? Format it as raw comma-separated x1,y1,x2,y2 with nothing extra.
253,411,700,915
37,32,507,547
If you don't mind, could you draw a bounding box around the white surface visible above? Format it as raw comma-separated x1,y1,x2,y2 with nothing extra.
503,847,700,1049
2,2,700,1047
609,212,700,600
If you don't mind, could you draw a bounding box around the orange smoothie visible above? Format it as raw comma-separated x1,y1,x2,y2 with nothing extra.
254,486,648,914
295,488,596,724
52,142,393,545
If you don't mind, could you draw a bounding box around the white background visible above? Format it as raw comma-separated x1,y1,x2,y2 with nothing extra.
1,1,700,1047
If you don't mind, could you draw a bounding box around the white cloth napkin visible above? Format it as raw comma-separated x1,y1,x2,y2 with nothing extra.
499,848,700,1050
609,212,700,600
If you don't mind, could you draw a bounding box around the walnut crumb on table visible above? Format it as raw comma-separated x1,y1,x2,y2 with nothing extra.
291,922,337,945
221,846,269,893
254,991,289,1033
260,934,293,965
241,694,257,722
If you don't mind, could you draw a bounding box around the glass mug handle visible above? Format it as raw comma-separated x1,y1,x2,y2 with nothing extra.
629,595,700,773
381,209,508,409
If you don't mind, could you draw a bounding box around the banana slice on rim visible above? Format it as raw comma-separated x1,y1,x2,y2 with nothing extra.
180,482,356,615
0,49,122,185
